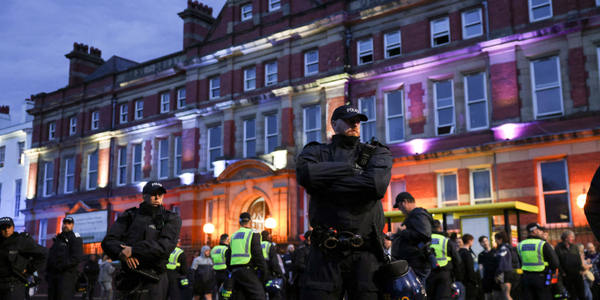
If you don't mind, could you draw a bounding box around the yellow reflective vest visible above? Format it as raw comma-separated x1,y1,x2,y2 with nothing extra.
211,245,228,271
167,247,184,270
230,227,254,266
518,239,548,272
431,233,451,267
261,241,272,260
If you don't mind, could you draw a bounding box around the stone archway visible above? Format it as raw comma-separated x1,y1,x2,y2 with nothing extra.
247,197,271,232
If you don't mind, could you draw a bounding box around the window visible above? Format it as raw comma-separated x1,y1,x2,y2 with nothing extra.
304,105,321,144
469,168,492,204
38,219,47,247
359,97,376,142
208,126,222,170
538,160,571,224
118,148,127,186
178,88,186,109
175,136,182,176
91,111,99,130
265,62,278,86
269,0,281,11
597,0,600,6
49,122,56,140
206,200,214,223
388,179,406,211
242,4,252,20
17,141,25,164
0,184,2,209
0,146,4,168
161,93,170,113
465,73,489,130
159,139,169,179
120,104,128,123
43,161,54,197
133,144,142,183
135,100,143,119
431,17,450,47
172,205,180,215
87,152,98,190
462,9,483,39
265,114,278,154
210,77,221,99
531,56,563,118
244,119,256,158
438,172,458,206
358,38,373,65
14,179,21,217
384,31,401,58
65,158,75,193
385,91,404,143
529,0,553,22
244,67,256,91
434,80,455,136
69,117,77,135
305,50,319,76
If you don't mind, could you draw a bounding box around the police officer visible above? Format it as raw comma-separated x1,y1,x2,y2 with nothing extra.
211,234,231,294
391,192,434,287
426,220,462,300
291,231,311,300
227,212,267,300
517,222,559,300
0,217,47,300
46,216,83,300
101,181,182,300
261,230,284,300
296,105,393,300
166,240,187,300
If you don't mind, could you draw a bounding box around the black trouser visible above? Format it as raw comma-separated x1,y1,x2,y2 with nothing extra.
425,269,452,300
300,245,381,300
166,270,180,300
115,271,169,300
231,267,265,300
215,270,229,292
0,282,25,300
563,274,586,300
463,281,478,300
47,270,77,300
521,272,552,300
84,275,98,300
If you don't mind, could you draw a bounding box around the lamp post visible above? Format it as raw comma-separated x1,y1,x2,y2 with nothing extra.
577,189,587,209
203,223,215,246
265,216,277,234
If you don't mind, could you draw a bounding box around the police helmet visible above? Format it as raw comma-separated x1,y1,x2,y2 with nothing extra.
376,260,425,300
451,283,460,299
266,278,284,294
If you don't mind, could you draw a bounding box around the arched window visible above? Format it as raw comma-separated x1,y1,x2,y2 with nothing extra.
248,197,270,231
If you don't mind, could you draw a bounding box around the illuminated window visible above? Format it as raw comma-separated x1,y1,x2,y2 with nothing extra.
178,88,186,109
437,172,458,207
303,105,321,144
265,114,278,154
132,144,142,183
208,126,222,170
265,62,278,86
531,56,563,119
118,147,127,186
358,38,373,65
305,50,319,76
434,80,455,135
359,97,376,142
87,152,98,190
65,158,75,193
120,104,128,123
385,90,404,143
69,117,77,135
210,77,221,99
465,73,489,130
431,17,450,47
384,31,401,58
43,161,54,197
242,4,252,20
17,141,25,164
462,9,483,39
538,160,571,224
529,0,552,22
244,118,256,158
159,139,169,179
470,168,492,204
161,93,170,113
91,111,99,130
244,67,256,91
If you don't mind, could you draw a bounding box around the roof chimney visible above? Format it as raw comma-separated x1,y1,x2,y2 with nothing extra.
65,43,105,86
0,106,11,128
21,99,34,123
178,1,216,48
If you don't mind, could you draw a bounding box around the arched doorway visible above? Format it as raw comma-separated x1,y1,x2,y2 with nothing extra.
248,197,270,232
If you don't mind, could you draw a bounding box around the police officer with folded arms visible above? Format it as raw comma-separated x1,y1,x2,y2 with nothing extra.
211,234,231,295
426,220,462,300
295,105,393,300
517,222,559,300
227,212,267,299
0,217,47,300
46,216,83,300
101,181,182,300
261,230,284,300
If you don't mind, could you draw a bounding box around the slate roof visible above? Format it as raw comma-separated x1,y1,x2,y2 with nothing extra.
85,55,139,82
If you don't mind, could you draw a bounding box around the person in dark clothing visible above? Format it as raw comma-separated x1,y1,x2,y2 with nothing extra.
191,246,214,300
46,216,83,300
391,191,433,287
555,230,586,300
477,236,496,300
83,254,100,300
101,181,182,300
585,166,600,243
492,231,515,300
261,231,284,300
0,217,47,300
295,105,393,300
210,234,230,296
517,223,560,300
458,234,479,300
291,231,310,300
426,220,462,300
166,240,188,300
227,212,267,300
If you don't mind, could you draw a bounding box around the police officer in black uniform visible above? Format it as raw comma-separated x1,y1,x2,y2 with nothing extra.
101,181,182,300
0,217,47,300
296,105,393,300
261,230,284,300
46,216,84,300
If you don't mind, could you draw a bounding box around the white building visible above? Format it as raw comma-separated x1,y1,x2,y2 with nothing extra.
0,101,34,232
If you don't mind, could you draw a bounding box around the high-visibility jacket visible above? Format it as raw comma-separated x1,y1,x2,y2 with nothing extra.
431,233,451,267
518,239,549,272
167,247,184,270
261,241,272,260
230,227,254,266
211,245,228,271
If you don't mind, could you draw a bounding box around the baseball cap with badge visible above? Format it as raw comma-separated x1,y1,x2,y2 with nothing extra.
239,212,252,223
63,216,74,224
143,181,167,195
526,222,546,232
331,105,368,122
0,217,14,227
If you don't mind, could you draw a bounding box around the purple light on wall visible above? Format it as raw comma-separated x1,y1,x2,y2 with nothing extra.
179,173,195,185
409,139,428,154
492,123,525,140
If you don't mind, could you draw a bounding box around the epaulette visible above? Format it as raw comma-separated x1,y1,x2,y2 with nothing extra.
19,232,29,237
373,141,390,150
74,232,81,238
303,141,324,149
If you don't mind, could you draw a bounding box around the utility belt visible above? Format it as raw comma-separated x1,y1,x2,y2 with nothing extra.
311,226,372,253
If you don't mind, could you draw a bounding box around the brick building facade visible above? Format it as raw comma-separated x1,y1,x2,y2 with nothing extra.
24,0,600,251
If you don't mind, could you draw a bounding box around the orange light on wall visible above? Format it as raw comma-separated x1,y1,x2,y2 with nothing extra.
265,217,277,229
98,148,110,188
577,188,587,209
203,223,215,234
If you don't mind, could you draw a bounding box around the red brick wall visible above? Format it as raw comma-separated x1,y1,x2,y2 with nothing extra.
290,52,304,80
55,118,63,140
488,0,512,31
98,148,110,188
402,20,428,53
182,128,200,170
186,79,201,104
496,160,535,190
408,83,426,134
144,94,159,118
327,96,346,138
458,168,470,195
511,0,529,27
449,11,462,42
568,47,589,108
281,107,295,147
221,71,233,98
278,55,290,82
28,162,38,199
406,173,437,199
223,120,236,158
143,140,152,178
491,61,520,121
99,105,112,129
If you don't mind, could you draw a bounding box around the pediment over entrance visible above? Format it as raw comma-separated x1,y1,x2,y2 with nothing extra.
217,159,275,182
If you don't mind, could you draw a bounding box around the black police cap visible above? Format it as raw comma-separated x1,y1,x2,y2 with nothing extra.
331,105,368,122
